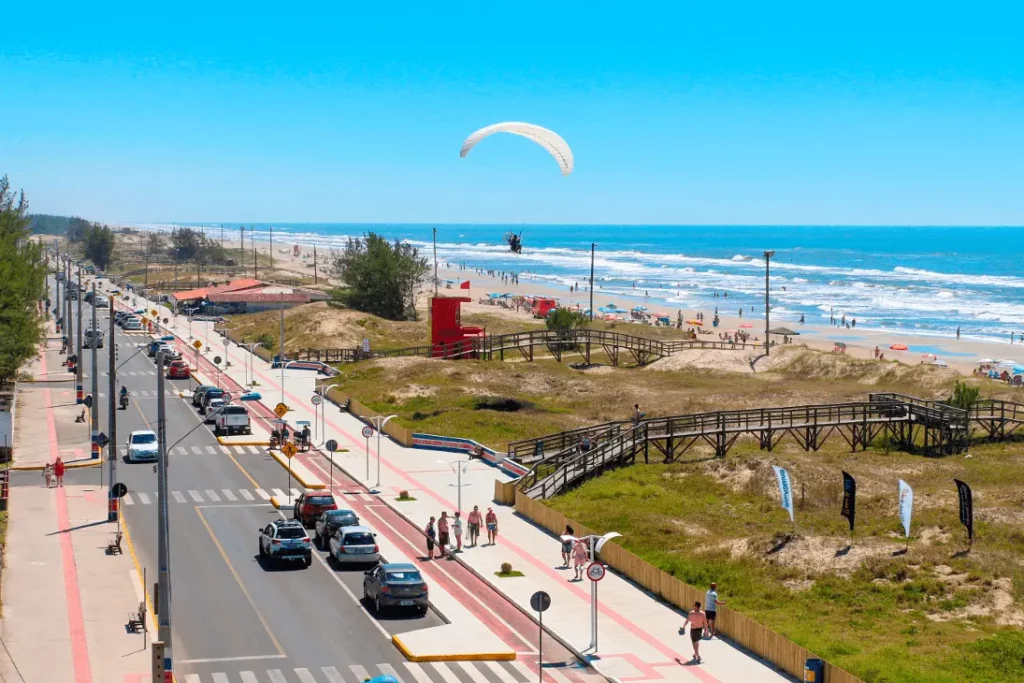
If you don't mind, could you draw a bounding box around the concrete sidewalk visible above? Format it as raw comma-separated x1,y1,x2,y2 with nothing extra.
131,287,794,683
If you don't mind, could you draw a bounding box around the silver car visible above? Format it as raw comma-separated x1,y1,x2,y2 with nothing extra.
328,525,380,566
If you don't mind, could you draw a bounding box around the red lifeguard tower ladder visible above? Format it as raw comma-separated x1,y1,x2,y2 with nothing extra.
430,297,484,358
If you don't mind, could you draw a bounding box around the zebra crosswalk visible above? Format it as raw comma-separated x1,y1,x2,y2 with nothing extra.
117,445,268,457
178,659,595,683
98,389,179,398
122,486,297,505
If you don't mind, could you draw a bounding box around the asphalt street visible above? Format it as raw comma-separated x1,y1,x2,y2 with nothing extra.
27,274,563,683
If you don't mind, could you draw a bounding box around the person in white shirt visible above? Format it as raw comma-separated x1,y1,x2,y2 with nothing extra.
705,583,725,638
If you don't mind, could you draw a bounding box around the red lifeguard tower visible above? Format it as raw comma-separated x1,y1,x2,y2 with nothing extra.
430,297,484,358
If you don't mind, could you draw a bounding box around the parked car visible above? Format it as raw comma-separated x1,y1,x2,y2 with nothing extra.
293,491,338,527
328,525,380,566
363,563,428,614
314,509,359,548
258,519,312,568
126,430,159,463
83,329,104,349
156,344,180,364
114,311,129,324
199,388,226,414
122,318,143,331
83,291,95,303
192,385,217,408
166,360,190,379
213,405,251,436
146,340,163,357
204,398,225,423
95,297,109,309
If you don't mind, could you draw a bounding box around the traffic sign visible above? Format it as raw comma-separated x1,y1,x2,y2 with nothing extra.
325,439,338,453
530,591,551,612
361,426,374,438
586,562,606,582
97,432,109,448
282,442,297,459
112,482,128,498
311,395,323,406
83,394,93,409
150,309,158,317
214,355,222,365
274,402,289,418
192,340,203,350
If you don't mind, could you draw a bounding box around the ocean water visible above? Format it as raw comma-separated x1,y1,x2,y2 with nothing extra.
167,223,1024,344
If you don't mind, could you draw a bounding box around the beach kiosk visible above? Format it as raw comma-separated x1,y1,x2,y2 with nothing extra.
430,296,484,358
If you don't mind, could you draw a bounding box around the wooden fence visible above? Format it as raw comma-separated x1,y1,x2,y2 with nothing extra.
512,490,862,683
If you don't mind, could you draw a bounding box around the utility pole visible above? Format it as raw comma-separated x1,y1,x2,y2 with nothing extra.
764,250,775,356
220,224,224,248
76,267,84,404
65,261,72,364
269,226,274,275
240,226,245,276
91,283,100,463
55,245,62,335
433,227,438,297
155,349,173,678
313,245,318,285
107,292,118,522
279,308,286,406
253,229,258,280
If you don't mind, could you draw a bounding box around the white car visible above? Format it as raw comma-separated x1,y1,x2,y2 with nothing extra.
204,398,225,423
126,430,158,463
122,318,143,331
328,525,380,566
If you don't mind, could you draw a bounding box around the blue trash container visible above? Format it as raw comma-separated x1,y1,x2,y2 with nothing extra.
804,658,824,682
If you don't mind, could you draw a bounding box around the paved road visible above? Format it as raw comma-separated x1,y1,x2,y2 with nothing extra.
31,273,592,683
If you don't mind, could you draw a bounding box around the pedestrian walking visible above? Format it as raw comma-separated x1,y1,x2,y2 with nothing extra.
425,516,438,560
632,404,642,425
485,507,498,545
452,511,464,552
467,505,482,547
43,463,54,488
680,601,709,663
54,457,65,487
705,582,725,638
438,511,450,557
561,525,575,567
572,537,588,581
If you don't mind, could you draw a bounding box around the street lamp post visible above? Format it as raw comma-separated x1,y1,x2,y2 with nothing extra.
763,250,775,356
585,531,622,653
155,349,173,678
370,414,397,490
184,306,198,340
438,458,471,513
243,342,262,387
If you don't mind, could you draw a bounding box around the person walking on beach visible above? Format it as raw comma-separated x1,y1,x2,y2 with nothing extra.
873,346,880,359
467,505,482,547
485,507,498,545
680,602,709,663
438,511,450,557
705,583,726,638
561,525,575,567
425,516,438,559
452,511,464,552
957,326,961,340
53,457,65,487
572,536,589,580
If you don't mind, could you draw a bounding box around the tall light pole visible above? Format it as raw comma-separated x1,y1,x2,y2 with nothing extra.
438,458,471,513
243,342,262,387
432,227,438,297
184,306,199,340
155,349,173,678
585,531,622,653
76,267,84,404
763,250,775,355
90,283,99,462
370,414,397,489
107,292,118,522
279,308,286,405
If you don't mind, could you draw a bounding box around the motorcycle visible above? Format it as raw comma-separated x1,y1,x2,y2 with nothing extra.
120,393,129,410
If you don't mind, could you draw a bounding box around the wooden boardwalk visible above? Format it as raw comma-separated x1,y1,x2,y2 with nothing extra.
287,328,758,367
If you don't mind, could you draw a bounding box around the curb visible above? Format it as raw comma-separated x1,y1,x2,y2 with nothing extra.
317,452,605,678
268,450,325,490
269,495,294,510
121,515,157,634
391,634,516,663
9,459,101,472
215,438,270,447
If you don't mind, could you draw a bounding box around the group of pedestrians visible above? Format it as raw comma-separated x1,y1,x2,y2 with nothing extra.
560,525,593,581
424,506,498,560
42,457,65,488
679,582,727,663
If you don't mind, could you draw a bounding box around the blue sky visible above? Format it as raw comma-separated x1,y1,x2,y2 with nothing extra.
3,2,1024,225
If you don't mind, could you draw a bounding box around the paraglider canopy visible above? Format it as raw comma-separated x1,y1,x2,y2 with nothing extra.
460,122,574,176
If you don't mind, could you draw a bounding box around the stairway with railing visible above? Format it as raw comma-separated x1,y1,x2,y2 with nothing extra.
521,425,648,499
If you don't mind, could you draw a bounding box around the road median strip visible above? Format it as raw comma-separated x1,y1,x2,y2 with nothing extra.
268,449,326,490
215,437,271,447
391,626,515,662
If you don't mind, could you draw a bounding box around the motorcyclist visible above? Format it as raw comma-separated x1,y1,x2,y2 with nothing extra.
301,424,311,450
119,385,129,407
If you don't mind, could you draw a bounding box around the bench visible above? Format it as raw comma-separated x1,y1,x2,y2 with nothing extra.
127,601,146,633
106,531,123,555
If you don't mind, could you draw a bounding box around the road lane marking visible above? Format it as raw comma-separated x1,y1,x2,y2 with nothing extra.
271,488,285,498
511,662,535,681
222,489,237,501
268,670,287,683
183,675,200,683
240,673,258,683
485,661,520,683
123,493,134,505
207,446,218,455
431,662,462,683
403,663,434,683
194,507,285,657
205,489,221,502
212,674,229,683
349,665,370,682
172,491,186,503
137,492,151,505
174,447,187,456
322,666,345,683
178,655,286,664
379,664,402,680
189,490,203,502
458,662,492,682
220,445,231,454
247,446,261,454
191,446,203,455
240,489,255,501
294,669,316,683
253,488,269,500
290,488,302,498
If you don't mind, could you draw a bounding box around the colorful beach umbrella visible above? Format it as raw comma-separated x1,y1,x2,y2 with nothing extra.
686,319,703,326
890,344,908,351
739,323,753,329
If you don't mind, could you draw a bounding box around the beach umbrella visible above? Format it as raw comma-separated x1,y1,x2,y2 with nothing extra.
977,358,995,364
769,327,799,336
998,360,1017,367
890,344,908,351
1014,366,1024,375
686,319,703,326
932,359,949,367
488,293,502,298
921,353,937,360
833,341,847,349
633,305,648,311
739,323,754,329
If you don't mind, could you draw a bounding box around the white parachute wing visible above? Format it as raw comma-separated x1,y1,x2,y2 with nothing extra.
460,122,573,176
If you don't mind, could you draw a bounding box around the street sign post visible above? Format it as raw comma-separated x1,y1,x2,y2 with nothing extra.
275,402,289,419
281,441,297,494
362,426,373,480
325,439,338,488
587,562,606,582
311,395,322,406
530,591,551,683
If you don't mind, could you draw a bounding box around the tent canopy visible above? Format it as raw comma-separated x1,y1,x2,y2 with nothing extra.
769,327,799,336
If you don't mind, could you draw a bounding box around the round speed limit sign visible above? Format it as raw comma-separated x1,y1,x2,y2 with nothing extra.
361,426,374,438
586,562,606,582
311,395,323,406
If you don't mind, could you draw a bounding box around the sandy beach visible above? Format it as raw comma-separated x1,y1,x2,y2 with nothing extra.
140,227,1024,376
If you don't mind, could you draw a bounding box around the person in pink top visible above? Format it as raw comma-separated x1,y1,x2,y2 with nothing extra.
571,538,588,581
680,601,709,663
467,506,482,547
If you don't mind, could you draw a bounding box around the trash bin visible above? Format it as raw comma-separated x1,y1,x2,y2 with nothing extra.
804,658,824,682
